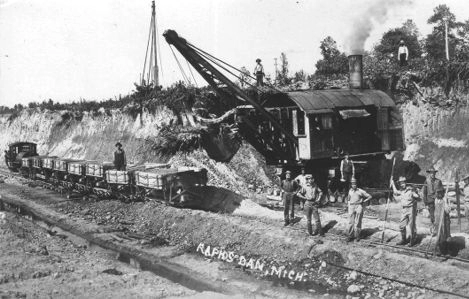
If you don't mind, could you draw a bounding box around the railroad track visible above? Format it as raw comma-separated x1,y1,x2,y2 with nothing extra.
2,167,469,298
4,166,469,265
276,221,469,298
237,209,469,266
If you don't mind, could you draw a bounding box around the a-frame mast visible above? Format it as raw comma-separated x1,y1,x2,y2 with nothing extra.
152,0,159,86
141,0,159,86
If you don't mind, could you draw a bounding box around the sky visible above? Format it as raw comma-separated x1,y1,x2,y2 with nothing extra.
1,0,469,107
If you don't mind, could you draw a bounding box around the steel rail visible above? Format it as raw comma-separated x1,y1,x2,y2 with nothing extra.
2,168,469,297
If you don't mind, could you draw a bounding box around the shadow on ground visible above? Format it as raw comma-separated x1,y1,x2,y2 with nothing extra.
181,186,244,213
323,220,338,233
446,236,466,256
361,227,380,239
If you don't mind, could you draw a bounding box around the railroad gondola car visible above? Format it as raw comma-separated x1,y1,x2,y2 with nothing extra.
7,144,210,205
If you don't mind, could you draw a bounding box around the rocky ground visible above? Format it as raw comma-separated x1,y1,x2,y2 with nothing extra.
0,211,197,299
2,173,468,298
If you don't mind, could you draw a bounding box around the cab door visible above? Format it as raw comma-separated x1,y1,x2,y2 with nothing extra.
309,114,334,159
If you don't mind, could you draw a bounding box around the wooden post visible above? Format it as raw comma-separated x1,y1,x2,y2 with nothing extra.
456,170,461,231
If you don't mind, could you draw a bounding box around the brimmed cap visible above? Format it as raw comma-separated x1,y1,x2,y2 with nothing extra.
350,178,357,183
115,142,122,147
426,167,438,173
398,176,407,183
400,40,405,44
285,170,291,174
305,174,313,179
256,58,261,62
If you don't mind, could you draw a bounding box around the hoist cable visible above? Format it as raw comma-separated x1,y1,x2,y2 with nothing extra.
186,60,198,87
141,18,153,84
169,45,190,84
187,42,282,92
155,15,164,83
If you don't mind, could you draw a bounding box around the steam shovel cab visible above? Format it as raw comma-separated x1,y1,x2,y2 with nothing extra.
232,55,403,189
237,88,404,188
5,142,38,172
252,89,403,160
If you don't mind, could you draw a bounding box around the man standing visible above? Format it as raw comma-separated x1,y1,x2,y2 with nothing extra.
391,176,421,246
398,40,409,66
423,167,444,235
4,150,9,167
434,186,451,255
281,170,299,226
114,142,127,171
295,167,308,210
346,178,372,242
297,175,324,236
340,153,355,196
254,58,264,87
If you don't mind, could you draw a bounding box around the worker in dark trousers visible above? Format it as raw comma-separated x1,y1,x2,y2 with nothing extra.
296,175,324,236
397,40,409,66
281,170,299,226
391,176,421,246
340,153,355,198
254,58,264,87
295,167,308,210
423,166,444,235
113,142,127,171
346,178,372,242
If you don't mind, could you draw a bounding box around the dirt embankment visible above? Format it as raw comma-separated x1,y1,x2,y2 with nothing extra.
0,109,274,195
401,99,469,180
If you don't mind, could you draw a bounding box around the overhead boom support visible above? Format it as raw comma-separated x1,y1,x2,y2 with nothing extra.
163,29,298,147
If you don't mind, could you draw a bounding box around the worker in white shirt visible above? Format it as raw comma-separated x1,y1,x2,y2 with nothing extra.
295,167,308,210
254,58,264,86
340,153,355,197
398,40,409,66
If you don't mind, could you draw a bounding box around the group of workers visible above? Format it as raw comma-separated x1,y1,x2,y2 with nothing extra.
280,158,463,254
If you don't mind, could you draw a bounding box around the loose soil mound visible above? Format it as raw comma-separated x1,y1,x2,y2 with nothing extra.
47,196,469,298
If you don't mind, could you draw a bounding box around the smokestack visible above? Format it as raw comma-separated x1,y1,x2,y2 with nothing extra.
348,55,363,89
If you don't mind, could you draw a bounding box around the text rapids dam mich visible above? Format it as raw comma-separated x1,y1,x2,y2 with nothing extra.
196,243,308,282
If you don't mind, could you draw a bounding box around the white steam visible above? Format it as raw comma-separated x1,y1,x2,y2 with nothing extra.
345,0,413,54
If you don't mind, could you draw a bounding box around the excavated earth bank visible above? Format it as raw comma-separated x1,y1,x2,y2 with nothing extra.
2,102,469,297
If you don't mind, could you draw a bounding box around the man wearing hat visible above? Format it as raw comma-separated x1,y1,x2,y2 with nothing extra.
296,175,324,236
346,178,372,242
397,40,409,66
295,166,309,210
391,176,421,246
254,58,264,86
281,170,299,226
423,166,444,234
113,142,127,171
